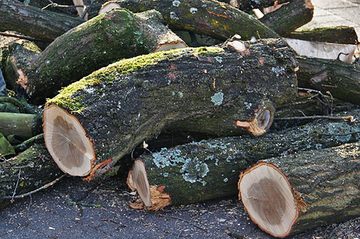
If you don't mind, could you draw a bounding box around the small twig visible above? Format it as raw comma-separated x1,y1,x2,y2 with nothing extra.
10,168,22,203
3,174,66,200
14,133,44,152
275,115,354,123
0,32,47,42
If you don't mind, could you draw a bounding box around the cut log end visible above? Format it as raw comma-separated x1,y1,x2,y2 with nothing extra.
127,159,171,210
238,162,299,238
43,104,95,176
236,102,275,136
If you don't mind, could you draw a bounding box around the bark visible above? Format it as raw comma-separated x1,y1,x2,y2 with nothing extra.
296,55,360,105
138,109,360,205
0,0,84,42
45,38,297,179
0,143,63,209
268,143,360,235
0,35,41,91
116,0,280,40
0,112,42,139
259,0,314,36
285,26,359,44
19,8,186,104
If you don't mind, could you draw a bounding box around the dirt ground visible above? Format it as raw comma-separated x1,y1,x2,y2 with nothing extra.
0,176,359,239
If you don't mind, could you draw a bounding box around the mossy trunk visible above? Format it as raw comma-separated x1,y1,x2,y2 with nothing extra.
21,8,186,104
285,26,359,44
46,38,297,178
0,143,63,209
0,112,42,139
115,0,280,40
296,55,360,105
138,109,360,205
0,0,84,42
259,0,314,36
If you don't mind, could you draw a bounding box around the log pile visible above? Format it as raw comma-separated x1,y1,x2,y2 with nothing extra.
1,0,359,237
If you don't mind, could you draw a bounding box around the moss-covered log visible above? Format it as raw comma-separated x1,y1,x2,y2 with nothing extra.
0,0,84,42
45,38,297,179
0,143,63,209
20,8,186,103
0,112,42,139
296,55,360,105
137,109,360,206
259,0,314,36
115,0,280,40
285,26,359,44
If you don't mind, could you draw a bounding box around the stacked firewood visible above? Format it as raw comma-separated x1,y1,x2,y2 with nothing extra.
1,0,359,237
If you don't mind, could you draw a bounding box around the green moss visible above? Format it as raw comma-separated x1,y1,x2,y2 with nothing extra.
47,47,224,112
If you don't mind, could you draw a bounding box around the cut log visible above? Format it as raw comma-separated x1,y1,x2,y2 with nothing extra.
238,162,300,238
0,0,85,42
259,0,314,36
133,109,360,207
43,38,297,179
0,112,42,139
284,38,359,63
0,35,41,91
0,143,63,209
285,26,359,45
296,55,360,105
19,8,187,103
115,0,280,40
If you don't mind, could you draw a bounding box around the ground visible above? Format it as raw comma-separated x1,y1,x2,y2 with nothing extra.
1,0,360,238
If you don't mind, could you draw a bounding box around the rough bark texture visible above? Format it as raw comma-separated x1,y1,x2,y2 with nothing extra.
0,143,63,209
268,142,360,235
116,0,280,40
0,35,41,91
286,26,359,44
46,39,297,178
0,0,84,42
296,55,360,105
259,0,314,36
138,109,360,205
20,8,186,104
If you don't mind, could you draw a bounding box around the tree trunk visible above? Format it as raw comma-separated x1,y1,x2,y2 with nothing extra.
259,0,314,36
18,8,186,104
285,26,359,44
0,143,63,209
136,109,360,206
0,0,84,42
44,38,297,179
296,55,360,105
116,0,280,40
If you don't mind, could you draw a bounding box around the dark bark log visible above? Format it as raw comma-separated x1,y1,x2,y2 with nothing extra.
259,0,314,36
0,35,41,91
116,0,280,40
137,108,360,206
45,38,297,179
285,26,359,44
0,0,84,42
296,55,360,105
19,8,186,104
268,143,360,236
0,143,63,209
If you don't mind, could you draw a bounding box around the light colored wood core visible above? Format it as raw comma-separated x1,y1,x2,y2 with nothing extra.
43,104,95,176
238,162,298,238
